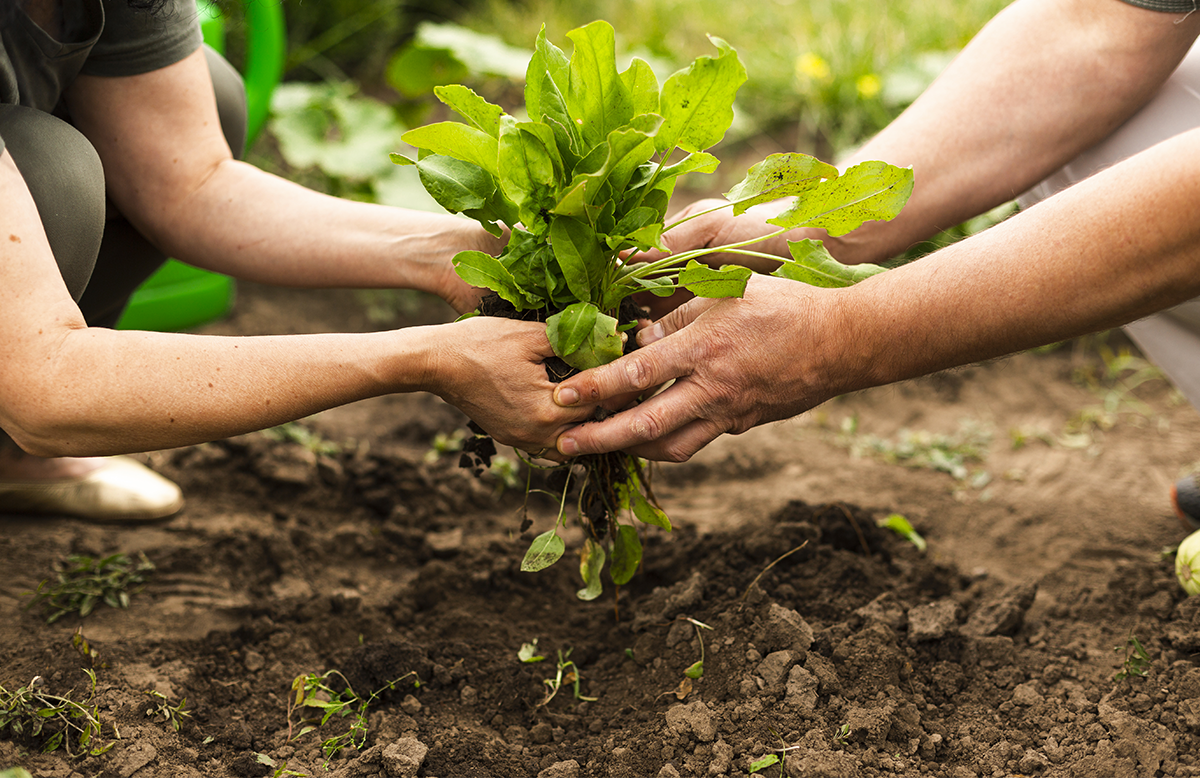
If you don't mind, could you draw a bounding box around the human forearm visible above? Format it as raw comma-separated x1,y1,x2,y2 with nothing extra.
153,160,502,299
829,0,1200,264
4,326,437,456
828,128,1200,395
5,312,577,458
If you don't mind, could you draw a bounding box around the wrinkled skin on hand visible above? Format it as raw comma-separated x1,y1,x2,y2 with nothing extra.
429,316,596,453
632,198,795,319
553,274,848,462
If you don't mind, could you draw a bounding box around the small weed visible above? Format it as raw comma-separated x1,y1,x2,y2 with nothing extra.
837,416,993,486
518,639,546,664
287,670,419,767
1114,633,1152,682
70,628,106,669
255,753,308,777
681,617,713,681
0,671,114,758
144,690,190,732
1060,334,1168,441
262,422,342,457
25,552,155,623
539,649,597,708
876,513,926,552
749,754,781,774
833,722,851,745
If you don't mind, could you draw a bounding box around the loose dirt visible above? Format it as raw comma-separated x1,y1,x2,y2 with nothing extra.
3,282,1200,778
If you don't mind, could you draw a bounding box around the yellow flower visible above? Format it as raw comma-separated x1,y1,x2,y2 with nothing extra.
795,52,831,83
856,73,882,99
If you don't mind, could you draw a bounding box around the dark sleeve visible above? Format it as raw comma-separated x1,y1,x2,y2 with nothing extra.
82,0,203,77
1117,0,1198,11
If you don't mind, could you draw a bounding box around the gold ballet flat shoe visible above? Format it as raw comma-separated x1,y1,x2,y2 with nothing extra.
0,456,184,522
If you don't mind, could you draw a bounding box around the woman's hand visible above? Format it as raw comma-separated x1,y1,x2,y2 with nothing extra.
426,316,596,453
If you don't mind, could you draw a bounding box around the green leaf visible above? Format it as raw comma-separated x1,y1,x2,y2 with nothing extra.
724,152,839,215
498,126,558,217
767,160,914,235
547,306,623,370
609,525,643,585
402,121,499,178
630,487,671,530
749,754,780,773
550,216,606,303
411,154,493,213
621,57,661,116
772,239,887,288
656,35,746,154
518,640,546,663
876,513,927,552
525,25,571,125
385,43,470,100
684,660,704,679
566,21,634,149
434,84,505,138
522,531,566,572
576,539,607,601
678,260,752,299
546,301,600,357
452,250,530,309
503,230,564,307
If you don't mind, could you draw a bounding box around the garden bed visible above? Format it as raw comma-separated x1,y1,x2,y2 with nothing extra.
2,281,1200,778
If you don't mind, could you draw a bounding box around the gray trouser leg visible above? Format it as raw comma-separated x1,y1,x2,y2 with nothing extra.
0,45,247,451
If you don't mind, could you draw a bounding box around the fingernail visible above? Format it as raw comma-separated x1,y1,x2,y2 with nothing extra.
638,322,665,346
559,437,578,456
556,387,580,406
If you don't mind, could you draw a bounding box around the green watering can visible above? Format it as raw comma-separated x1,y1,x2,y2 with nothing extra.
116,0,285,332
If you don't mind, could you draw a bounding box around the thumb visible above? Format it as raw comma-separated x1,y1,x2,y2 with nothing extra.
637,295,720,347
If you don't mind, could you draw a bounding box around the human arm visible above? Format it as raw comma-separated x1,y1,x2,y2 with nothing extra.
645,0,1200,271
553,127,1200,461
0,149,586,457
64,48,500,314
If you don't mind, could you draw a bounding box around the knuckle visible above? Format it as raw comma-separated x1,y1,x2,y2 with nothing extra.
629,407,667,442
622,356,656,392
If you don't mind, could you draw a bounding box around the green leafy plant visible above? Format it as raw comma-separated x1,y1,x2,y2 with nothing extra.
0,672,114,758
875,513,926,552
393,20,911,597
538,649,597,707
25,552,155,624
748,754,780,774
255,753,308,778
143,690,191,732
286,670,419,766
1113,632,1152,681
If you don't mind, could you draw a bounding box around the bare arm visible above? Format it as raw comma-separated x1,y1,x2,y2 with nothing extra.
65,48,500,313
0,51,589,456
0,146,578,456
553,128,1200,461
655,0,1200,268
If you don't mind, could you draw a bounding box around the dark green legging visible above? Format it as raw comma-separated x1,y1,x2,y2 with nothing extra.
0,46,247,452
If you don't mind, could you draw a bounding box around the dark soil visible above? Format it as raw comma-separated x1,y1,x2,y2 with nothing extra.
3,282,1200,778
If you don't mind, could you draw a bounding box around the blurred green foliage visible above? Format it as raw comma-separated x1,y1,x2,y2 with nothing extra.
254,0,1016,257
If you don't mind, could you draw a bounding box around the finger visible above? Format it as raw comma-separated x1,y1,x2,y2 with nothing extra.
637,296,719,347
556,376,709,457
624,416,726,463
552,335,687,410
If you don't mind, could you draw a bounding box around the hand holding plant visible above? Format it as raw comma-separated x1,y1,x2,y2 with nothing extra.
393,19,912,596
